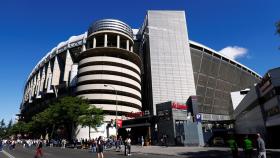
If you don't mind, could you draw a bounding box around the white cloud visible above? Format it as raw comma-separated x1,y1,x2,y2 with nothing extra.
219,46,248,60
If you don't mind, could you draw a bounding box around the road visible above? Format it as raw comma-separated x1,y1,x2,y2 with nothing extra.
0,146,173,158
1,145,280,158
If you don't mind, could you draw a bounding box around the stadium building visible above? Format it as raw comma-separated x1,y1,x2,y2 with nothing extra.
20,10,261,140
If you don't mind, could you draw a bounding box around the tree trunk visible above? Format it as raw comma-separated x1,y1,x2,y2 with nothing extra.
88,125,91,140
50,124,55,139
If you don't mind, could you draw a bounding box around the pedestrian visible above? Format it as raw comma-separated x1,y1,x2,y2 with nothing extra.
227,135,238,158
0,139,3,151
92,139,97,153
118,136,123,151
257,133,266,158
243,135,253,158
34,141,43,158
141,136,144,147
125,137,131,156
97,136,104,158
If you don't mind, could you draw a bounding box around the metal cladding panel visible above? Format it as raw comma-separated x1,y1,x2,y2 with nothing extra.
190,46,260,116
147,11,196,115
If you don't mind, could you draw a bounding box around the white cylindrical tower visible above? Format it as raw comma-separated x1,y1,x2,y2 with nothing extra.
77,19,142,122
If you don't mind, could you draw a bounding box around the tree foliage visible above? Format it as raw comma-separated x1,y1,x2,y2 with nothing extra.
14,96,104,140
277,21,280,35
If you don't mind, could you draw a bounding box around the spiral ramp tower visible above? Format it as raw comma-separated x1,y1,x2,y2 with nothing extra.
76,19,142,124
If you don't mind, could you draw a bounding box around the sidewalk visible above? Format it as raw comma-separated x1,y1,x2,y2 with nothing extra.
131,145,280,158
131,145,231,157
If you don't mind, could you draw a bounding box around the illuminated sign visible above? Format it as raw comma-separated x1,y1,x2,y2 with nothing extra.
125,111,144,118
116,119,122,128
171,102,188,110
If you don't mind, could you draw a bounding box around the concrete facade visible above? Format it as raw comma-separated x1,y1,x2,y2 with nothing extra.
20,10,262,139
234,67,280,148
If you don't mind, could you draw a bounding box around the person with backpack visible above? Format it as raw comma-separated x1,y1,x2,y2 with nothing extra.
97,136,104,158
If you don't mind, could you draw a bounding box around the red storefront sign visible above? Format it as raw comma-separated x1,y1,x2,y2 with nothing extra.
171,102,188,110
116,119,122,128
125,111,144,118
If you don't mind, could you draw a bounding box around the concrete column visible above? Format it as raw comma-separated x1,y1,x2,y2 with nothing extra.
117,35,120,48
36,71,41,98
130,46,133,52
32,77,36,97
46,74,53,93
104,34,108,47
51,56,61,86
63,50,74,84
126,40,129,50
45,62,53,93
82,44,86,51
29,88,33,103
93,37,96,48
45,62,51,89
40,66,46,92
70,64,78,87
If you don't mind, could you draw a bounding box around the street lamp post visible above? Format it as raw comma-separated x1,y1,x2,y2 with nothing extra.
104,84,118,137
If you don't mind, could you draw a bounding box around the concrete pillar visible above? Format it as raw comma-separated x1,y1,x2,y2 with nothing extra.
70,64,78,87
51,56,61,86
130,46,133,52
36,71,41,98
63,50,74,85
126,40,129,51
29,88,33,103
117,35,120,48
45,62,51,89
46,74,53,93
45,62,53,93
82,44,86,51
32,77,36,97
93,37,96,48
104,34,108,47
40,66,46,92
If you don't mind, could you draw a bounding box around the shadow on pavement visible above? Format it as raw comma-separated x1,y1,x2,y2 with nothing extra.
179,150,280,158
178,150,231,158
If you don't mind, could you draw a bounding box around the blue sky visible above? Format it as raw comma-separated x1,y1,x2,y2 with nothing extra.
0,0,279,123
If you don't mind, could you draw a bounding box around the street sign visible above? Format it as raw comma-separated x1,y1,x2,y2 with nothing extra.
116,119,123,128
196,114,202,122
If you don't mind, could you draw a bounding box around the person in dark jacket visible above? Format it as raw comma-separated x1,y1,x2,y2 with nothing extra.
257,133,266,158
97,136,104,158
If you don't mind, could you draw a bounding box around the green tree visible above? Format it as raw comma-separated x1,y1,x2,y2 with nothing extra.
0,119,6,137
28,96,104,140
276,21,280,35
7,119,12,129
78,106,103,139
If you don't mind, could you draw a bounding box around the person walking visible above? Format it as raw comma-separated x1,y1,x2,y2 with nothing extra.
243,135,253,158
125,137,132,156
257,133,266,158
97,136,104,158
141,136,144,147
227,135,238,158
91,139,97,153
34,141,43,158
0,139,3,152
